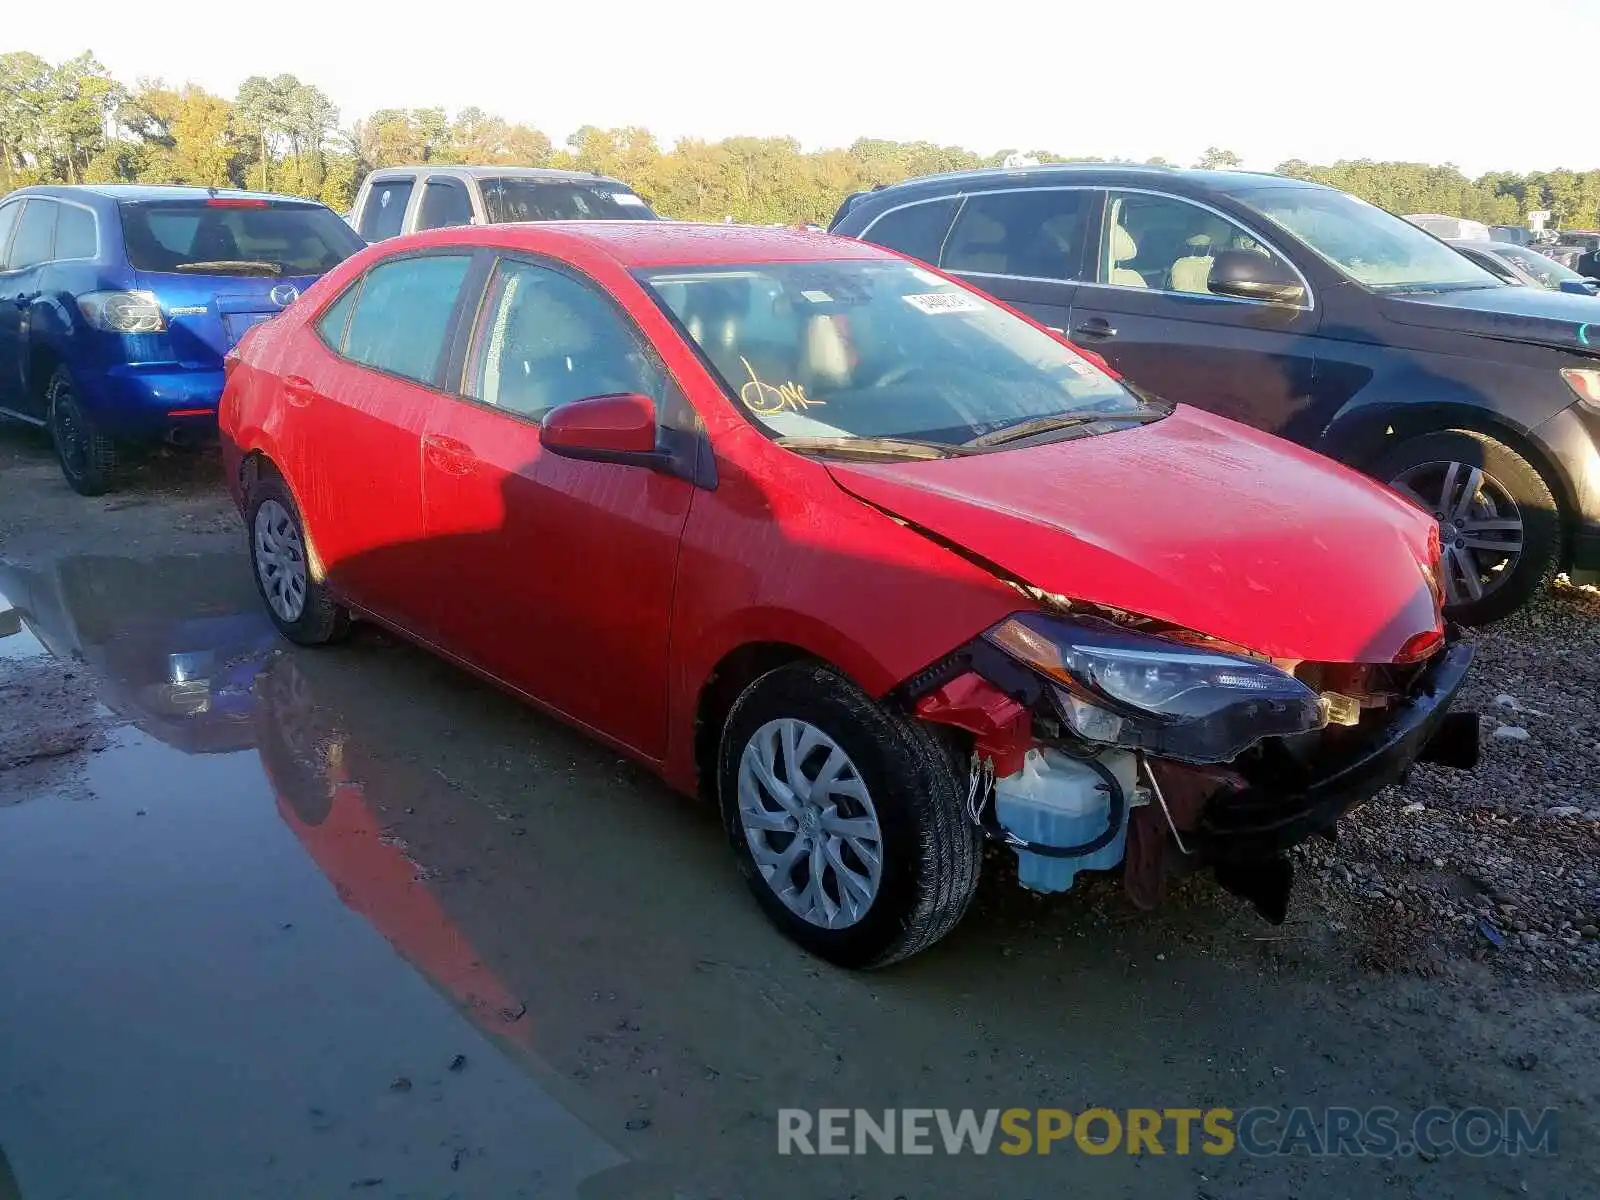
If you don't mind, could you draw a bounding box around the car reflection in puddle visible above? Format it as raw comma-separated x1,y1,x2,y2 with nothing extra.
0,553,635,1198
254,655,543,1058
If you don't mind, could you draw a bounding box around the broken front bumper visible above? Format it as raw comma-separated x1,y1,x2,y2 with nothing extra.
1196,639,1477,865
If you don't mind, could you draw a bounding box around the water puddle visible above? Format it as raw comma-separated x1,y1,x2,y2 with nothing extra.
0,552,627,1197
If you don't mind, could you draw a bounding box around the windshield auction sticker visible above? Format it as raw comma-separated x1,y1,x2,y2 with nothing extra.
903,292,984,315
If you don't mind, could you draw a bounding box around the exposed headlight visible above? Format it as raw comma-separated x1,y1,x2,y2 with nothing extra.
983,612,1324,763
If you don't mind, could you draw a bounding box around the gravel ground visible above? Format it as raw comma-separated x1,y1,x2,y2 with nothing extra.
1301,578,1600,984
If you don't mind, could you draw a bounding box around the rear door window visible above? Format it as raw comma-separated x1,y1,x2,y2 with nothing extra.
340,254,473,385
0,202,21,266
858,198,958,264
55,204,98,260
359,179,415,240
415,178,474,231
942,190,1090,281
119,201,364,276
8,200,58,270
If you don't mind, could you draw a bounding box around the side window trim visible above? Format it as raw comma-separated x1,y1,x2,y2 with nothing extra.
5,199,57,272
312,274,366,355
1091,187,1316,310
313,249,480,390
51,198,101,263
0,200,22,271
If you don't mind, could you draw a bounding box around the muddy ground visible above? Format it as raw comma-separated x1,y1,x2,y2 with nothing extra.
0,427,1596,1199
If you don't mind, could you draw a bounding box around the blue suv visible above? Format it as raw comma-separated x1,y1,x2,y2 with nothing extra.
0,185,365,494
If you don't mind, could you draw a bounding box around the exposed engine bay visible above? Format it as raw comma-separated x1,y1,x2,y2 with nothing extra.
901,608,1481,924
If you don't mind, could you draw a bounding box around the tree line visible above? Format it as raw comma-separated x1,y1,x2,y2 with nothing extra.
5,49,1600,229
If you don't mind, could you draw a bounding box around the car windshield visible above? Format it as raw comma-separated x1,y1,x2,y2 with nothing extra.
638,259,1149,451
119,201,363,275
1240,187,1506,292
1499,244,1586,287
480,178,656,223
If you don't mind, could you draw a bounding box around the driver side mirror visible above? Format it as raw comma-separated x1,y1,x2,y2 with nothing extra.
1558,278,1600,296
1207,248,1307,306
540,393,665,467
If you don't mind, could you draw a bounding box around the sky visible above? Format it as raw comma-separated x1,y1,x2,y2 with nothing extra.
10,0,1599,177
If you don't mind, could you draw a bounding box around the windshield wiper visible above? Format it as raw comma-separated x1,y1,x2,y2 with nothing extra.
772,435,962,460
173,260,283,275
960,409,1161,449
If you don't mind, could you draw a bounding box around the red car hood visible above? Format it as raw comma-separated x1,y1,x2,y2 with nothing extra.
826,406,1442,664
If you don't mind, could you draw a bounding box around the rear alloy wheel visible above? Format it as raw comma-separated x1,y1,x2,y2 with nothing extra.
717,662,981,968
1377,430,1559,625
246,471,350,646
47,367,119,496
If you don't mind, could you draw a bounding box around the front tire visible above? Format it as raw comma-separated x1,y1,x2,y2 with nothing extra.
717,662,981,968
246,471,350,646
1376,429,1559,625
47,367,119,496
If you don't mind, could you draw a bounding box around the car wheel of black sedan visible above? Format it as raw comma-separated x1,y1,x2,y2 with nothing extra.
717,661,982,968
1377,429,1559,625
246,471,351,646
47,367,119,497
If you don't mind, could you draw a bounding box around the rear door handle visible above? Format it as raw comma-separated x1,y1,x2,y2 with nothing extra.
1073,317,1117,339
282,375,326,408
423,433,477,476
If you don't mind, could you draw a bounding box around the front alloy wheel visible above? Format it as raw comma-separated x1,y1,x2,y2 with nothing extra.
1390,459,1523,608
1377,429,1559,625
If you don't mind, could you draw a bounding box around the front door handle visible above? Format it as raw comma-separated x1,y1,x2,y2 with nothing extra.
1073,317,1117,339
282,375,325,408
423,433,477,476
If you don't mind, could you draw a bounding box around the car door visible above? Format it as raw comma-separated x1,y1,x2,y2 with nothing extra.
0,199,56,419
417,254,695,758
275,250,477,631
413,176,475,233
1068,189,1321,438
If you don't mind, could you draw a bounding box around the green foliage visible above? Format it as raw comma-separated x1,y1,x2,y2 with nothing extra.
4,49,1599,231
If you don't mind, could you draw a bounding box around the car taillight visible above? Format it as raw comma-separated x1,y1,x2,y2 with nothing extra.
1560,367,1600,407
77,291,166,334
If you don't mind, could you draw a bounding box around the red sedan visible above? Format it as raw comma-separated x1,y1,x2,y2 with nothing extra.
220,221,1479,967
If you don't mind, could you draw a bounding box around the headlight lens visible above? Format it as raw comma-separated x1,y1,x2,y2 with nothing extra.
983,612,1324,763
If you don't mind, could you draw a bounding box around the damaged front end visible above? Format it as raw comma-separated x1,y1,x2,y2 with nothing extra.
903,609,1479,924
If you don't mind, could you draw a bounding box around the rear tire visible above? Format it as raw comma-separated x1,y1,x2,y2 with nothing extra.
717,661,981,968
47,367,119,496
1375,429,1558,625
246,471,350,646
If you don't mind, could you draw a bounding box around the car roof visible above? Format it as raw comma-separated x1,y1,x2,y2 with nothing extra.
402,220,895,268
5,183,326,206
365,165,630,185
854,162,1324,200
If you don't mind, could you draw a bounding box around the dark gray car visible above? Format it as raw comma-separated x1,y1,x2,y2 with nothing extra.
831,164,1600,623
